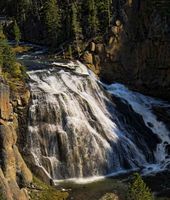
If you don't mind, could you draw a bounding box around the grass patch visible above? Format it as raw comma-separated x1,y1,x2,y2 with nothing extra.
12,45,32,53
58,178,128,200
29,177,69,200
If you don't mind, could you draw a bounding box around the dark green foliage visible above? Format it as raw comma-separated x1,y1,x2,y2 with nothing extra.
71,2,83,55
0,26,16,71
15,0,31,22
43,0,61,47
2,44,16,72
71,2,82,39
0,26,26,80
86,0,99,37
13,20,21,45
97,0,112,32
127,173,153,200
1,0,169,52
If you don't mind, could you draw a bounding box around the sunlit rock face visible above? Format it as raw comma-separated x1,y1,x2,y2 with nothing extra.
0,80,32,200
82,1,170,101
25,64,170,183
0,82,11,121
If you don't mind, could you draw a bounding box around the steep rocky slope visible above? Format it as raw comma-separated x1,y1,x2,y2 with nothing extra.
0,77,32,200
82,0,170,100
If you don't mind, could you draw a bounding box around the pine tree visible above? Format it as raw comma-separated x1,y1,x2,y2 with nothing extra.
0,25,16,75
71,2,82,38
106,0,112,27
97,0,112,33
87,0,99,37
127,173,153,200
15,0,31,22
71,2,82,56
13,20,21,46
43,0,61,47
60,0,72,41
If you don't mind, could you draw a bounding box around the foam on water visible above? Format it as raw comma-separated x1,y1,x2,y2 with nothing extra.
104,83,170,173
25,62,170,183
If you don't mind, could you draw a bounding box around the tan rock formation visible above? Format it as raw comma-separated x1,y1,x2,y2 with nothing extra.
83,51,93,64
82,1,170,100
0,80,32,200
0,83,12,120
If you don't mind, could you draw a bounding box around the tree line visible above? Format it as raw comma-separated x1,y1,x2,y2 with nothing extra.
0,0,114,51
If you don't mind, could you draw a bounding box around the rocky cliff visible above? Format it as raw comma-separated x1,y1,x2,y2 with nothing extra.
82,0,170,100
0,77,32,200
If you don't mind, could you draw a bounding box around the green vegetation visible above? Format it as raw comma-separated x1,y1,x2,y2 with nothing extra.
29,177,68,200
13,20,21,45
12,45,32,53
127,173,153,200
86,0,99,37
71,2,82,56
43,0,61,47
0,0,114,53
0,0,169,53
97,0,112,32
0,26,16,73
0,25,27,90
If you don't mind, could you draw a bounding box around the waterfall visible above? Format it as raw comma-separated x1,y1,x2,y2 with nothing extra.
25,63,170,182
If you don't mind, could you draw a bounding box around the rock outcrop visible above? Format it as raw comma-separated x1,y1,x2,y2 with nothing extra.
82,0,170,100
0,78,32,200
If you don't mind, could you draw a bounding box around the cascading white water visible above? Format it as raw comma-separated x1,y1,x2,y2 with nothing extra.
104,83,170,173
26,62,170,182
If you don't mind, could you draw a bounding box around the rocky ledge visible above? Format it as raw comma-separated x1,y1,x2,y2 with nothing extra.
0,77,32,200
81,0,170,101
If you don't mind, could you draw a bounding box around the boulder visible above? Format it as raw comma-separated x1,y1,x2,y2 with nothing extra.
21,90,30,106
96,44,104,54
115,20,121,27
109,37,115,45
89,42,96,52
82,51,93,64
99,193,119,200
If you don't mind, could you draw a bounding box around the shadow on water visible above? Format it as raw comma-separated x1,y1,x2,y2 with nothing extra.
56,177,127,200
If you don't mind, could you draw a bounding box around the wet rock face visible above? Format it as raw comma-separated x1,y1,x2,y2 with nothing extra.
0,79,32,200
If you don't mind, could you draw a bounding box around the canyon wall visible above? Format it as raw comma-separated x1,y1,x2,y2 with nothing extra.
0,78,32,200
83,0,170,100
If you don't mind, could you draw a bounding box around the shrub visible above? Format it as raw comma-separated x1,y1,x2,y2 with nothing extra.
126,173,153,200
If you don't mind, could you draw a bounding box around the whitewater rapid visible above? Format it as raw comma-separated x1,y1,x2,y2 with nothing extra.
24,61,170,183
